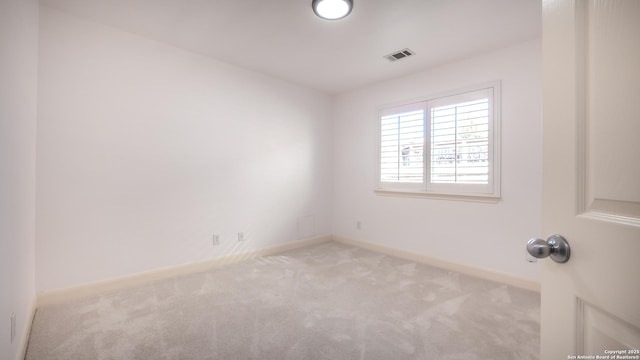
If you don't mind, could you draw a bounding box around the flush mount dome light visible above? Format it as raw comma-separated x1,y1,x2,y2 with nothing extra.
312,0,353,20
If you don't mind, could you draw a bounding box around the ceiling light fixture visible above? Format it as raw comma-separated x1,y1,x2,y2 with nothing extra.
312,0,353,20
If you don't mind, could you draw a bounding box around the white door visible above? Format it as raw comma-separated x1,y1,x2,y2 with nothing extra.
541,0,640,358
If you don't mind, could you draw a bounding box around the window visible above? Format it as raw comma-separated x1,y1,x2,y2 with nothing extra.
379,102,426,189
376,83,500,200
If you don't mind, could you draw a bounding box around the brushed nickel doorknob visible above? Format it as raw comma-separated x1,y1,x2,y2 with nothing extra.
527,234,571,263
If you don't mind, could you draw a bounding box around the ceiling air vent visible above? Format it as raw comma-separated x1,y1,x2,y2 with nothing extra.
384,48,415,62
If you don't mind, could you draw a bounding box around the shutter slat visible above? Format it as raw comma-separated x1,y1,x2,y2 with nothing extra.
380,108,425,183
430,98,489,184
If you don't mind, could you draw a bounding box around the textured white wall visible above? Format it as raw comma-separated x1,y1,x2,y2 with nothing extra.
36,7,333,293
331,40,542,281
0,0,39,358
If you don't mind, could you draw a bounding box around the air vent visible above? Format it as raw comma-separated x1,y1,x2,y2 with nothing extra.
384,48,415,62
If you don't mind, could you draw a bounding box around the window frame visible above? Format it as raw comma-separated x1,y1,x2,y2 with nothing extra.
375,82,501,202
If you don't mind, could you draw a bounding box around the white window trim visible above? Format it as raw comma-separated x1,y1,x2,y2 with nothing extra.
374,81,501,202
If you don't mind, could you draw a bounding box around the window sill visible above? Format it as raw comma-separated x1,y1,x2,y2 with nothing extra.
374,189,501,203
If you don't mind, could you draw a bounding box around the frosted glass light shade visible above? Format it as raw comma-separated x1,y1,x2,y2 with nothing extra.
312,0,353,20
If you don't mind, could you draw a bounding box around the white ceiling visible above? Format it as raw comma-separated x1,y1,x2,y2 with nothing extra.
38,0,541,94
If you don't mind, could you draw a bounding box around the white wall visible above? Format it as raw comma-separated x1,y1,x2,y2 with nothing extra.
0,0,39,358
332,40,542,281
36,7,333,293
35,6,540,294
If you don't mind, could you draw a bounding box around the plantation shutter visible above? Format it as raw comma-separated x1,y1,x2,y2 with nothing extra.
427,87,495,194
376,83,499,198
379,102,426,187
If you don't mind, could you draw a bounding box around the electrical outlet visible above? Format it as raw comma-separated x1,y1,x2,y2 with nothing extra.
238,232,245,242
212,234,220,246
10,312,15,343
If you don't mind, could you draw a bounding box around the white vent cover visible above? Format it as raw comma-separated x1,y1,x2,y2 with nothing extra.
384,48,415,62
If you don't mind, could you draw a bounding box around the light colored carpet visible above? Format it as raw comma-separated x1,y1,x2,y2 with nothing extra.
26,242,540,359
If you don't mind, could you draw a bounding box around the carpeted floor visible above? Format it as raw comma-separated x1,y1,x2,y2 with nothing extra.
25,242,540,360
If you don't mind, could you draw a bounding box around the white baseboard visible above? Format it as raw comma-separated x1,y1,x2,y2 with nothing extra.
36,233,538,309
37,235,332,307
332,235,540,292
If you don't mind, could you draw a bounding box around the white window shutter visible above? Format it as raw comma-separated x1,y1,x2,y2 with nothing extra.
376,82,500,199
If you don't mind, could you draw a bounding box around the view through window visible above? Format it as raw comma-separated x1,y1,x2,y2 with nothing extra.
377,83,500,198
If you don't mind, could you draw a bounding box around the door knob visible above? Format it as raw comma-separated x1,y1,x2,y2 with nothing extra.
527,234,571,263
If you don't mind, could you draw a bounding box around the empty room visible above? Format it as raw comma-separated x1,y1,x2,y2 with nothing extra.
1,0,638,359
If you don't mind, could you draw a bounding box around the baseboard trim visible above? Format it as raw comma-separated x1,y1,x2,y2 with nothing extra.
36,233,538,308
332,235,540,292
37,235,332,307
